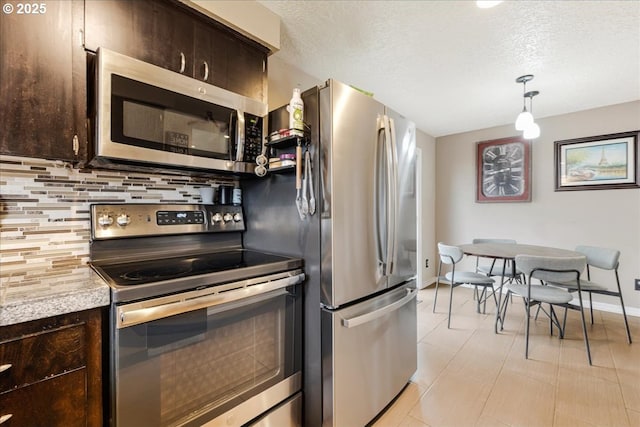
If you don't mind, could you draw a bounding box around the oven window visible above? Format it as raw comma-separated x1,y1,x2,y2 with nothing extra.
111,74,235,160
112,288,301,426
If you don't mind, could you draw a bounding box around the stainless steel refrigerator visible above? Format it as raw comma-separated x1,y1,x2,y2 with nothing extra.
243,79,417,427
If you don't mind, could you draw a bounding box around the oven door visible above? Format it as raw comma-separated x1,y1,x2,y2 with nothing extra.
110,272,303,427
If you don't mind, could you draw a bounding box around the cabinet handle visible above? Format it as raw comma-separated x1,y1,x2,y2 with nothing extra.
72,134,79,156
202,61,209,81
179,52,186,74
0,364,11,373
0,414,12,424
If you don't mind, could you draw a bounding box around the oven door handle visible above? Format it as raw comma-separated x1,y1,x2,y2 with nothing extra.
117,272,304,329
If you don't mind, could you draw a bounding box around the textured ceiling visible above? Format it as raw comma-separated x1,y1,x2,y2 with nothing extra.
258,0,640,137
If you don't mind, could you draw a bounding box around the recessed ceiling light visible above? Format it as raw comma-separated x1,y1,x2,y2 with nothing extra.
477,1,504,8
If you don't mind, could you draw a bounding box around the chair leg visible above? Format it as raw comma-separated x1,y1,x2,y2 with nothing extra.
433,261,442,313
619,294,633,344
524,298,531,359
482,287,488,314
447,282,455,329
500,290,510,331
589,292,594,325
491,285,499,312
561,308,568,339
477,286,489,314
576,291,592,365
614,270,632,344
534,301,543,320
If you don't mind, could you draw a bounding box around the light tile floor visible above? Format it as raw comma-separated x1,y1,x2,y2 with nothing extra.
372,286,640,427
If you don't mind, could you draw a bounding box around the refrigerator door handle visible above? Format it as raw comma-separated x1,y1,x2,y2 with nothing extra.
387,117,399,275
341,288,417,328
383,115,396,276
374,116,387,278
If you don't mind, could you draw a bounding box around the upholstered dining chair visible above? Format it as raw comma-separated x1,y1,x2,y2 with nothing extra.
547,245,632,344
506,255,591,365
434,243,496,328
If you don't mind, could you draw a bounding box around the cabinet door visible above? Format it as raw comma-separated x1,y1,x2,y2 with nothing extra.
224,32,267,102
85,0,193,75
0,369,87,427
0,0,85,161
196,23,267,102
193,19,222,85
0,308,104,427
138,0,194,74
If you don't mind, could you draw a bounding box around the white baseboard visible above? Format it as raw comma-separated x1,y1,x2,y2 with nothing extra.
578,298,640,317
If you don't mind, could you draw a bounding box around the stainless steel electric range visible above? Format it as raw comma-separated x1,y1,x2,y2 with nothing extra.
89,203,304,427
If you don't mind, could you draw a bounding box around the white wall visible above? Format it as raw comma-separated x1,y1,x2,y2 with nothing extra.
417,130,437,287
267,55,323,109
435,101,640,312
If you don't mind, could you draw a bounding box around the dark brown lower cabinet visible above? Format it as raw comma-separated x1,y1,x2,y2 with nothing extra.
0,308,104,427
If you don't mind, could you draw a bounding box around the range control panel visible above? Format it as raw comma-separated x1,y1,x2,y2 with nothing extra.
91,204,245,240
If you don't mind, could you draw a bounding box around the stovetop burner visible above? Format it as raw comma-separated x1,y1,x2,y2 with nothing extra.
121,264,195,283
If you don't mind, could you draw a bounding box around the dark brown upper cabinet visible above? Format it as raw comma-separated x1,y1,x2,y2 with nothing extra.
84,0,268,102
0,0,86,162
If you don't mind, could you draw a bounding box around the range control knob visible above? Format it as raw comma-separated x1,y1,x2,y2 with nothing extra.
212,213,223,223
98,214,113,227
116,214,131,226
223,213,233,223
233,213,243,222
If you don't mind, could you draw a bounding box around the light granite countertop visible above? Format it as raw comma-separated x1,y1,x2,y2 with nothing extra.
0,265,110,327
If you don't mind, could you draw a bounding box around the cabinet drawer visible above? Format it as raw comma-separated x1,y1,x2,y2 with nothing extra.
0,323,85,393
0,369,87,427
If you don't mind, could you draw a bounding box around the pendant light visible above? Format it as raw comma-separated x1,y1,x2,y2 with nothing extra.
522,90,540,139
515,75,541,139
515,75,534,131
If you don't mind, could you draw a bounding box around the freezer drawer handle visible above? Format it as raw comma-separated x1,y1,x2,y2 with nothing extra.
342,288,417,328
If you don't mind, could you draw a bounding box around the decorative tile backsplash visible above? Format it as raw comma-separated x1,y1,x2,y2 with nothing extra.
0,154,234,289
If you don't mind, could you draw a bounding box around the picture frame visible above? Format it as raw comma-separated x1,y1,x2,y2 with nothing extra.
476,136,531,203
554,130,640,191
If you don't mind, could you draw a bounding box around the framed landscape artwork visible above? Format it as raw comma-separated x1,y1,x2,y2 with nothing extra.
476,136,531,203
555,131,640,191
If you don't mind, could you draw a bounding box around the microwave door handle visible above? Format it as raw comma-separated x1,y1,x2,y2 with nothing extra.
235,110,245,162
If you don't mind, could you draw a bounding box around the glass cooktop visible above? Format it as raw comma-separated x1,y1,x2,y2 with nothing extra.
94,249,295,287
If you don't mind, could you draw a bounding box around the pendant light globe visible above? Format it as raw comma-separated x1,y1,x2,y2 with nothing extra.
515,110,534,131
523,122,540,139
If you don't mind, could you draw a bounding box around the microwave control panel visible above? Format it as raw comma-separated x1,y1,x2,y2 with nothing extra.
241,114,264,162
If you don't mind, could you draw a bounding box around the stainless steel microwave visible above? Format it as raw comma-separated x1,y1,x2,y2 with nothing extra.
88,48,267,175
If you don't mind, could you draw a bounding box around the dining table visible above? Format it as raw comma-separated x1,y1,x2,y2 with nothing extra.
458,242,583,333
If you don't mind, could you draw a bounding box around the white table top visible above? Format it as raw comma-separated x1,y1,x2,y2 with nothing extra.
459,243,581,260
